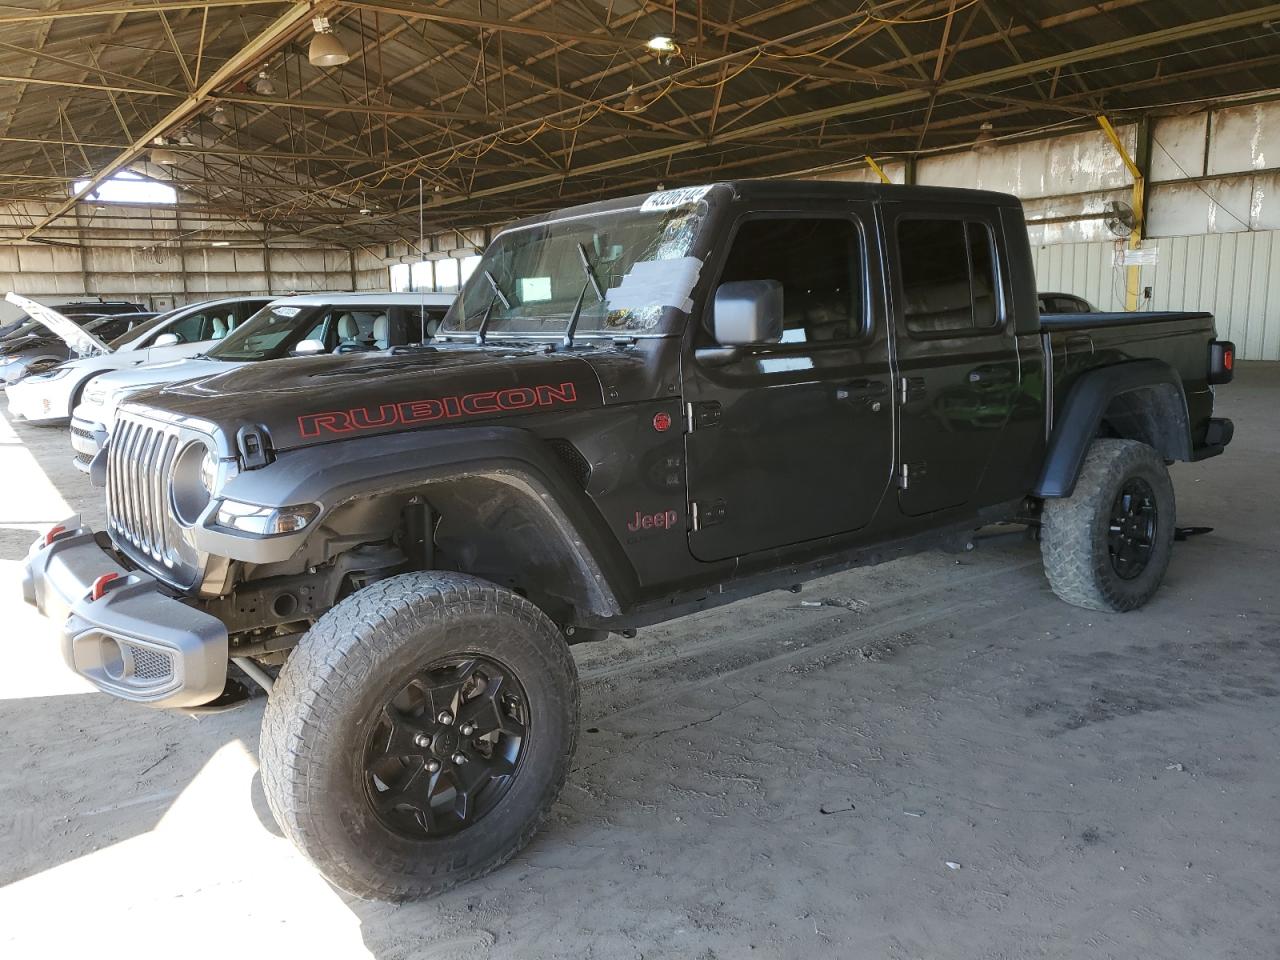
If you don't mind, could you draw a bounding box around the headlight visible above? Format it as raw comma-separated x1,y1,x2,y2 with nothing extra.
83,386,107,406
215,500,320,536
199,447,218,493
31,367,70,381
171,441,218,525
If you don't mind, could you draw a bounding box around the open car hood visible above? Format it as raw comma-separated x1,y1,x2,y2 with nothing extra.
4,292,111,356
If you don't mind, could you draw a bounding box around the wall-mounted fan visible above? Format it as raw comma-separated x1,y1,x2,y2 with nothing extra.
1104,200,1137,238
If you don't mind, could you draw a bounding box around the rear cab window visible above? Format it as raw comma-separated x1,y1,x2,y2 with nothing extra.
896,217,1003,336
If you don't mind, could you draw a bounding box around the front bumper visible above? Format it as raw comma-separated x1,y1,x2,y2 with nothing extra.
70,416,108,473
23,518,228,708
6,379,67,422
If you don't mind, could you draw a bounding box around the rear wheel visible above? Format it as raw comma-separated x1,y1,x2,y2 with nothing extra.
260,571,578,900
1041,438,1176,612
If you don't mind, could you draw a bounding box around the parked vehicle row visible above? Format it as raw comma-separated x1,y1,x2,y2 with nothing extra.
16,180,1236,903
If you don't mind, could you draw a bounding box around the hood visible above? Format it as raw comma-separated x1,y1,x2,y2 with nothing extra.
0,331,59,356
141,346,606,452
4,293,111,356
92,356,225,395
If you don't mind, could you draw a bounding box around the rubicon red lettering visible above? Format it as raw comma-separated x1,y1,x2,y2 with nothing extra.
298,382,578,437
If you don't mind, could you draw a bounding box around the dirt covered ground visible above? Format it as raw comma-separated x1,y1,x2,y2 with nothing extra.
0,366,1276,960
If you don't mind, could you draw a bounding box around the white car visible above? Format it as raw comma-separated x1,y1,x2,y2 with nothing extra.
70,291,455,472
4,294,271,423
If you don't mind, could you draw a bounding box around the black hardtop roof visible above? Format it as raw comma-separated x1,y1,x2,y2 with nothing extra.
500,179,1022,235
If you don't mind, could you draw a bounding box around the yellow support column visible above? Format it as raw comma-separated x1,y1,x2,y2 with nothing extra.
1096,115,1145,311
864,155,892,184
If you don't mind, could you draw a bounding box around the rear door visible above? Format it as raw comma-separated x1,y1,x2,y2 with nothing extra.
682,204,895,562
886,207,1022,516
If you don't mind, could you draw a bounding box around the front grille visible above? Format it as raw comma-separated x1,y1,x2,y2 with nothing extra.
73,451,92,466
126,643,174,682
107,413,199,584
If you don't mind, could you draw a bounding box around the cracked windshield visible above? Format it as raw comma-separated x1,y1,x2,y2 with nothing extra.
441,200,708,337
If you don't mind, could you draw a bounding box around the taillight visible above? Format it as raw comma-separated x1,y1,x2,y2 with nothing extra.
1208,340,1235,385
43,525,68,546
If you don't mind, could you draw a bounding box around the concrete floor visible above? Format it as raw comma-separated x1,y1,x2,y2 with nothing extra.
1,365,1276,960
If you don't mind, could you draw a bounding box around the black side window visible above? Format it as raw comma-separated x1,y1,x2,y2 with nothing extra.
717,217,865,344
898,219,1001,335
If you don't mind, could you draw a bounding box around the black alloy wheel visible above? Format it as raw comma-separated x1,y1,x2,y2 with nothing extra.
363,655,529,838
1107,477,1158,580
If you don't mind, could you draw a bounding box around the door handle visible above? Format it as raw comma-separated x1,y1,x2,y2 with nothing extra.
835,379,888,401
967,365,1014,385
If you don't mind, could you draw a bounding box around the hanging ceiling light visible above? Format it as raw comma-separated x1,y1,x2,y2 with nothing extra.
211,104,234,129
309,16,349,67
150,137,179,165
973,121,997,154
252,68,276,96
622,85,647,114
646,33,679,66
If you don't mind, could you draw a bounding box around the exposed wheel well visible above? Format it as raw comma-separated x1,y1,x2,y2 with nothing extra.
1096,383,1191,461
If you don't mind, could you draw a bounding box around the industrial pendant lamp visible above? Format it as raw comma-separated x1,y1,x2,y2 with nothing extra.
622,85,647,113
309,17,349,67
150,137,179,165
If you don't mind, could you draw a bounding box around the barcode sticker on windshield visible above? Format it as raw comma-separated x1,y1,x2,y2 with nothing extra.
640,185,713,212
519,277,552,302
274,306,301,317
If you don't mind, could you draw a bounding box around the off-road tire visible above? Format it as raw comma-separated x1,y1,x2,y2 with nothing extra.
260,571,579,900
1041,438,1175,612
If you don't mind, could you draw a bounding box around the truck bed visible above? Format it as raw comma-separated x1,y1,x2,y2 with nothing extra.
1039,310,1212,331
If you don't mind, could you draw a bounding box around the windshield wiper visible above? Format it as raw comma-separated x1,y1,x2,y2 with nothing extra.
482,270,511,310
474,270,514,345
563,242,604,349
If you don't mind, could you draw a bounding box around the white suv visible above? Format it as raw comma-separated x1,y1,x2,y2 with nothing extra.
70,291,455,472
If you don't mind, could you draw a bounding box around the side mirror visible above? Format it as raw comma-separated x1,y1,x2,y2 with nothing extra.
711,279,783,346
152,332,180,347
292,338,326,356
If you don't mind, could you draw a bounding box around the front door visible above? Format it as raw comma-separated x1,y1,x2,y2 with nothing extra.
885,208,1022,516
683,207,895,563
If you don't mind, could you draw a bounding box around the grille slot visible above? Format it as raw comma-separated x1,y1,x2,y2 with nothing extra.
546,438,592,488
126,643,174,682
107,413,197,583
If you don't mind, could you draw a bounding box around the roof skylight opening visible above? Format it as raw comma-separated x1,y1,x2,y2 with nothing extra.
72,170,177,205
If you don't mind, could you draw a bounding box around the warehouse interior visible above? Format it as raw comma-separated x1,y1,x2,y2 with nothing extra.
1,2,1278,957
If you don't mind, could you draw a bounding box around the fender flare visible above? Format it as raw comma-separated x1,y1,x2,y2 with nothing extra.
190,425,632,618
1034,359,1192,499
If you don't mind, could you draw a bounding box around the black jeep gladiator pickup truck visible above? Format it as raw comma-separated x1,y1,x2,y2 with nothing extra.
23,180,1235,899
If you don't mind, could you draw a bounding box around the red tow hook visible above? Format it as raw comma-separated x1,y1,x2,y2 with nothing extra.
43,524,70,547
89,573,122,602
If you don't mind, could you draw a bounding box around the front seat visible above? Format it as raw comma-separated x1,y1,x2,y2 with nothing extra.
371,314,390,349
336,313,360,348
211,314,229,339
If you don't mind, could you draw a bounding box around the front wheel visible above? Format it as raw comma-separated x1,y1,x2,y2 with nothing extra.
1040,438,1176,612
260,572,579,900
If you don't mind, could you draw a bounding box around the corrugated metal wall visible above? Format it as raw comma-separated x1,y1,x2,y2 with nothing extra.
1032,230,1280,360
